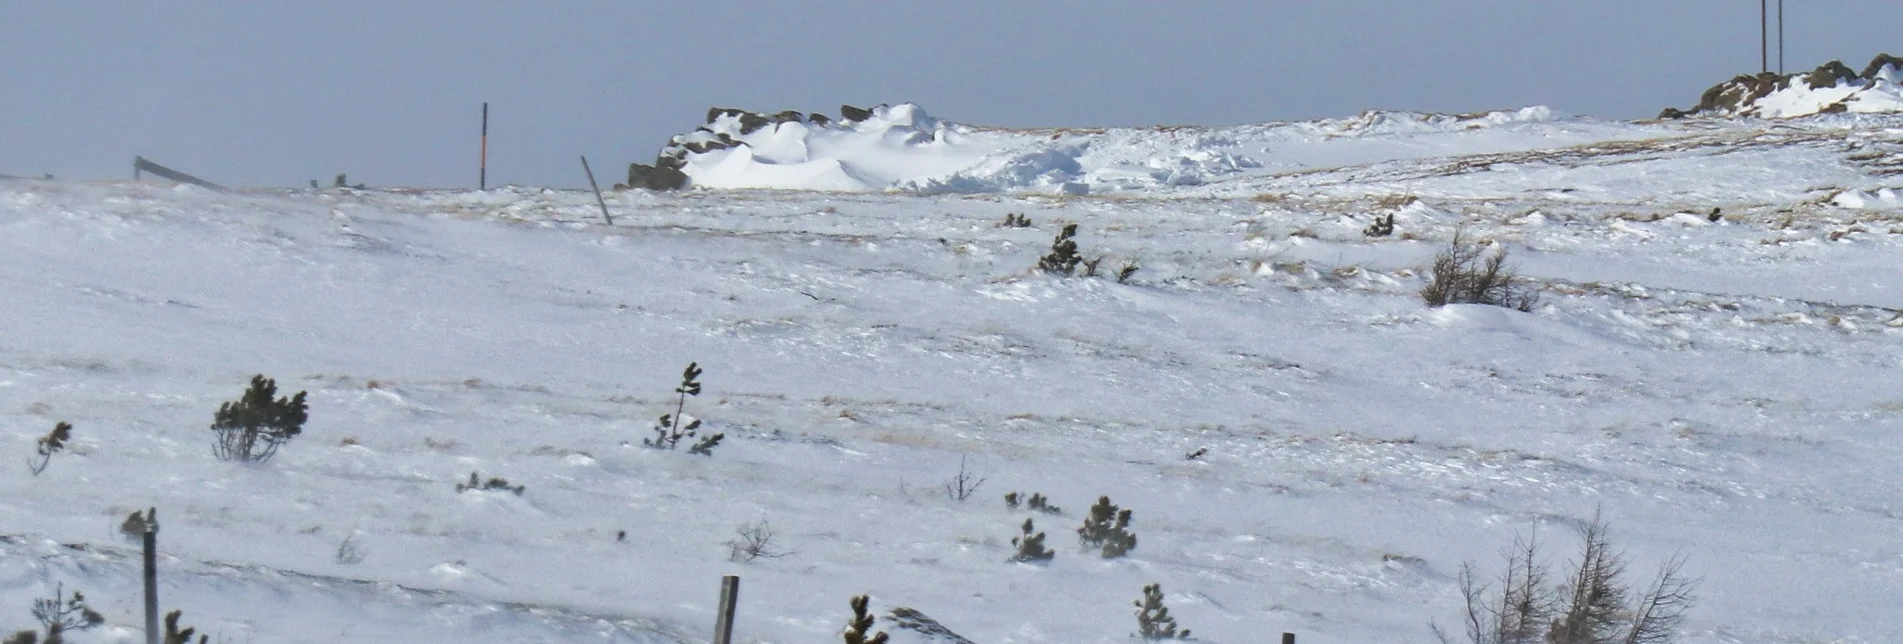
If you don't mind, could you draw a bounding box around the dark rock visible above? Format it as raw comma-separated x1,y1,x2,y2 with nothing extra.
771,109,805,123
736,112,770,134
1658,107,1689,120
809,113,831,126
840,104,872,123
1863,53,1903,80
706,107,748,125
1806,60,1859,89
626,163,688,191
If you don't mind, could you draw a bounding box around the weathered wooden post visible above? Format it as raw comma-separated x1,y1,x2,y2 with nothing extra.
143,507,159,644
1282,632,1295,644
580,155,613,225
712,575,739,644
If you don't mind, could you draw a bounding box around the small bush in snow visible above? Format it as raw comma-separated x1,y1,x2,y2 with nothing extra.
456,471,524,495
1010,518,1055,563
1420,229,1540,312
1001,213,1032,228
1077,495,1137,559
163,609,207,644
119,508,155,542
843,595,889,644
1434,511,1698,644
644,362,724,455
1134,583,1190,640
725,519,790,563
1364,213,1396,237
1004,492,1061,515
10,584,103,644
1038,224,1083,276
210,374,308,463
1117,260,1140,284
26,422,72,476
943,455,985,502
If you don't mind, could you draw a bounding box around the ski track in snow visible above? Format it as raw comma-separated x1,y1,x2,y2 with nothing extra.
2,111,1903,643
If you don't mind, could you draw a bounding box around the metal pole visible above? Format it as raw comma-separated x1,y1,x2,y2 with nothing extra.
712,575,740,644
1777,0,1784,74
480,102,489,190
1760,0,1768,73
143,508,158,644
580,155,613,225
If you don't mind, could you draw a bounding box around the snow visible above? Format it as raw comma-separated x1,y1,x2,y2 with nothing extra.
3,107,1903,643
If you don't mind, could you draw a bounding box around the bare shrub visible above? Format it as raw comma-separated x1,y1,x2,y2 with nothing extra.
335,532,367,565
1420,229,1540,312
725,520,790,563
1435,513,1698,644
943,455,985,502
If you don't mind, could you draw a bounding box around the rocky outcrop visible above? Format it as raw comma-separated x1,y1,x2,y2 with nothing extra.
1660,53,1903,119
622,104,895,190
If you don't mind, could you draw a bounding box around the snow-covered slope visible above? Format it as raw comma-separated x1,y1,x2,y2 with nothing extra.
3,109,1903,643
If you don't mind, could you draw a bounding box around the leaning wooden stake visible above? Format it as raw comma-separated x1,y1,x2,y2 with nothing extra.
712,575,739,644
580,155,613,225
143,507,159,644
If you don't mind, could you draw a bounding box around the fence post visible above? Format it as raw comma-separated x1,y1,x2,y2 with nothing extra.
1282,632,1295,644
143,507,159,644
712,575,739,644
480,102,489,190
134,156,143,181
580,155,613,225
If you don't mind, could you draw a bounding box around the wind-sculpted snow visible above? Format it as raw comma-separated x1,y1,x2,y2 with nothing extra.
664,103,1615,195
1,109,1902,642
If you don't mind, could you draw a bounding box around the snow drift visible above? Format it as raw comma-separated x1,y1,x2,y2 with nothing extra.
623,102,1583,195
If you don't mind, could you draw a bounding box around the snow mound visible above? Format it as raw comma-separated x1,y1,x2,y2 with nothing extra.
1661,53,1903,119
626,103,1577,195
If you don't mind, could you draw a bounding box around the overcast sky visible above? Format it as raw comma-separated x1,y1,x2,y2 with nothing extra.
2,1,1895,189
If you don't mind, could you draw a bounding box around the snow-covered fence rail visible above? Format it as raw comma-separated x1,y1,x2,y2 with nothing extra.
132,156,225,192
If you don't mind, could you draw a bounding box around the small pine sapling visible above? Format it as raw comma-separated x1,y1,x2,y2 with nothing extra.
27,422,72,475
162,610,208,644
1134,583,1190,640
1117,261,1140,284
24,584,103,644
1078,495,1137,558
1002,213,1032,228
210,374,308,463
1037,224,1083,276
1005,492,1060,514
1010,518,1055,563
843,595,889,644
1184,447,1208,461
1081,256,1104,278
1364,213,1396,237
645,362,724,453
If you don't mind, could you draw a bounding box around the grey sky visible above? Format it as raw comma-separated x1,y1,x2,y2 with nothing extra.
2,1,1894,189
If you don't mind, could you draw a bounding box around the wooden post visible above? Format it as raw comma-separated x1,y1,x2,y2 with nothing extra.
580,155,613,225
712,575,739,644
1281,633,1295,644
134,156,143,181
479,103,489,190
143,508,158,644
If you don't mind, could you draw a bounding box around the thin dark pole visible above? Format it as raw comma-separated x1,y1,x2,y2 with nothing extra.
1760,0,1768,73
480,102,489,190
712,575,740,644
580,156,613,226
142,508,158,644
1777,0,1784,74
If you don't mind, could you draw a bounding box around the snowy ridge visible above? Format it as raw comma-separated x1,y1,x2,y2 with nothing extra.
664,103,1590,195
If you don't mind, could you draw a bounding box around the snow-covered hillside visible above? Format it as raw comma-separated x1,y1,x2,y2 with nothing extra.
3,108,1903,643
